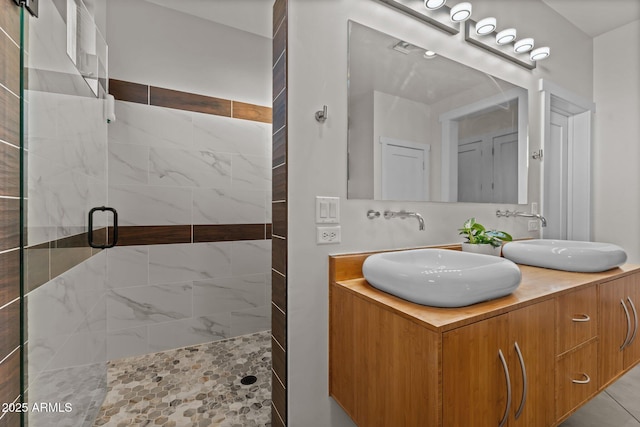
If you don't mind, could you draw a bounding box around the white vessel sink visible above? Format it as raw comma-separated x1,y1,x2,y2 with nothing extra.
362,249,522,308
502,239,627,273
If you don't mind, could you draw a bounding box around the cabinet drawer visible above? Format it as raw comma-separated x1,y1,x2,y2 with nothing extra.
557,286,598,355
556,339,599,421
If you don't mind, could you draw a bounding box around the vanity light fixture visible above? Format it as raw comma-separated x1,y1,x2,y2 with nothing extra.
424,50,438,58
465,21,536,69
530,46,550,61
380,0,549,69
496,28,517,45
424,0,446,10
475,17,496,35
450,2,472,22
514,38,535,53
380,0,460,35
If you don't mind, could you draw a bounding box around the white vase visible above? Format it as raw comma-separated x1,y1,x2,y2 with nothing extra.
461,242,502,256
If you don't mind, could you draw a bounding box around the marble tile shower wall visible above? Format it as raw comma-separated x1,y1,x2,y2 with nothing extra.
105,100,272,360
27,90,109,245
108,100,271,226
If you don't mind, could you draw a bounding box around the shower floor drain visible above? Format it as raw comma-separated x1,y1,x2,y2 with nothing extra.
240,375,258,385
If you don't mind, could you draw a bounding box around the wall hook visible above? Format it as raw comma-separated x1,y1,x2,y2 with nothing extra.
315,105,328,123
531,149,543,160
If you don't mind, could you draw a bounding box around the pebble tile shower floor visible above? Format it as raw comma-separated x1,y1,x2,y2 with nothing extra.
93,331,271,427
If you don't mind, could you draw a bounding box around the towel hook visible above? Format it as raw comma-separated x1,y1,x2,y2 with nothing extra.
315,105,328,123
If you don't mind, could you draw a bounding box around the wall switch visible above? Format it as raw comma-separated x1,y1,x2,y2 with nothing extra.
316,197,340,223
317,226,341,244
528,220,540,231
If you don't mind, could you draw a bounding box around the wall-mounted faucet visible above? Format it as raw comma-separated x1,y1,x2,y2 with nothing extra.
384,210,425,231
496,209,547,228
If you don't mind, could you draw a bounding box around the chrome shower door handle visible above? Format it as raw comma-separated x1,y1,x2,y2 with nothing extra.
498,349,512,427
88,206,119,249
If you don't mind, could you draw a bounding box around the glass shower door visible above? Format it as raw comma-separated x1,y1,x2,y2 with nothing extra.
20,0,110,425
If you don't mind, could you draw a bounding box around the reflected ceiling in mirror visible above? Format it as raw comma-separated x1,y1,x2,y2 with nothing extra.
347,21,528,204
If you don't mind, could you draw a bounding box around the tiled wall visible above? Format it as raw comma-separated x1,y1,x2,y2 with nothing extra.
106,81,273,359
272,1,288,426
106,241,271,359
0,1,22,426
27,253,108,427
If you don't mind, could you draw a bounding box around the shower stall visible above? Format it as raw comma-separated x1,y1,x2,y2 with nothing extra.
17,0,273,425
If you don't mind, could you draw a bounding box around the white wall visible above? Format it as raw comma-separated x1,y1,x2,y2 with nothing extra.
593,19,640,263
106,0,271,106
286,0,593,425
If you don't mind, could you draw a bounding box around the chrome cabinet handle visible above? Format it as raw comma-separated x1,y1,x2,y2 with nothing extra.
621,299,632,350
572,314,591,322
514,342,527,420
627,297,638,346
498,349,512,427
572,373,591,384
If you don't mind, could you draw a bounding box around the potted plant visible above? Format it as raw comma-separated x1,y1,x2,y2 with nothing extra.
458,217,513,256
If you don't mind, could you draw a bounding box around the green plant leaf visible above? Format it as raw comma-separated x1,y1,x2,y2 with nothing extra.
459,218,512,247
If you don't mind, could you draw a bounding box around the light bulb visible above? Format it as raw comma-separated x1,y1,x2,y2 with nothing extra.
450,2,472,22
530,46,550,61
496,28,516,45
475,17,497,35
514,38,534,53
424,0,446,10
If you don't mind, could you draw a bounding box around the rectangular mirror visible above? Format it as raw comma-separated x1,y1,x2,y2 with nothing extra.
347,21,528,203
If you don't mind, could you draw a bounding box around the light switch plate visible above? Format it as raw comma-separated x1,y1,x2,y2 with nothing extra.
316,196,340,223
531,202,538,214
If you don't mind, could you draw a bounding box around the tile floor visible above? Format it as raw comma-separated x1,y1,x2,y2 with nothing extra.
560,364,640,426
92,331,271,427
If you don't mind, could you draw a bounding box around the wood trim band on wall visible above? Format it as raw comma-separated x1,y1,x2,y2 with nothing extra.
0,0,22,421
109,79,273,124
271,0,288,425
25,223,273,294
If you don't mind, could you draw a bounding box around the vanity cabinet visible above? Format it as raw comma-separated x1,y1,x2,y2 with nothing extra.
443,300,555,427
599,274,640,388
329,251,640,427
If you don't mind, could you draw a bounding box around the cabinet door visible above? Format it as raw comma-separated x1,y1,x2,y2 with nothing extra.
509,299,556,427
599,277,632,387
556,339,599,421
556,286,598,355
443,314,510,427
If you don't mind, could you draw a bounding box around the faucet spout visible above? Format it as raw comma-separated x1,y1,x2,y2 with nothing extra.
513,211,547,227
383,210,425,231
538,214,547,228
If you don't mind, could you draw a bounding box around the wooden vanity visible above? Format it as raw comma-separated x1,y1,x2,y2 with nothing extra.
329,246,640,427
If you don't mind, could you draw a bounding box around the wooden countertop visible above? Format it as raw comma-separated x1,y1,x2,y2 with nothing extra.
330,251,640,332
